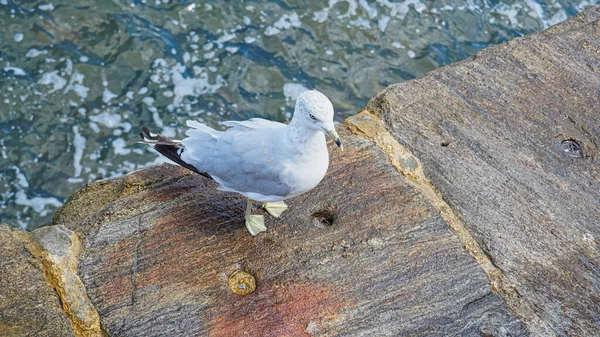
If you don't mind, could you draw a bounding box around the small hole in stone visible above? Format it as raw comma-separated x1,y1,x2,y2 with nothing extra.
560,139,584,158
311,206,337,228
441,141,450,147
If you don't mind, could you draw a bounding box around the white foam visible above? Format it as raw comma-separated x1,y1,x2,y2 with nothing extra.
283,83,308,101
545,9,567,28
225,46,239,53
274,12,301,30
204,51,215,59
359,0,378,19
88,121,100,133
168,63,226,106
265,12,302,36
89,111,131,131
391,41,404,49
375,0,426,20
72,125,86,178
493,4,521,27
313,8,329,23
152,111,164,128
378,15,390,32
102,88,118,103
350,18,370,29
26,48,48,58
38,71,67,93
64,72,89,99
38,3,54,11
12,166,29,188
1,140,7,159
112,138,131,155
264,26,280,36
4,66,26,76
15,190,62,217
142,96,155,106
215,32,236,48
64,58,73,76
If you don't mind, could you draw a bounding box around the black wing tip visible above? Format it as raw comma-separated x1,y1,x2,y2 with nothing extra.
138,126,214,181
140,126,153,140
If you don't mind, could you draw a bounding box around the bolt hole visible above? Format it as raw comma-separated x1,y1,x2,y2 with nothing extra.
560,139,584,158
311,206,338,228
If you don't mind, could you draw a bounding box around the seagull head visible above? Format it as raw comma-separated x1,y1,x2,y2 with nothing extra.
294,90,343,151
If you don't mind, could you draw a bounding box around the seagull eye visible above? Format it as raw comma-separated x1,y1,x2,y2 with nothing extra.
309,114,316,120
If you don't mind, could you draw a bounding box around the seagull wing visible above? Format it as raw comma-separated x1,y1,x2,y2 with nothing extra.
181,122,293,200
222,118,286,130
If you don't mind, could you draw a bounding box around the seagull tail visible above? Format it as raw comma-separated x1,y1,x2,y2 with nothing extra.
139,126,213,180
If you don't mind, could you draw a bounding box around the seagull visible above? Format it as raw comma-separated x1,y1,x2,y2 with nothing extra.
139,90,342,236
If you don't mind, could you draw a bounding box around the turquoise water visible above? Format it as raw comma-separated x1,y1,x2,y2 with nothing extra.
1,0,597,230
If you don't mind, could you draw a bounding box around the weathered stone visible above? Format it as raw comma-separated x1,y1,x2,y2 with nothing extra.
53,127,524,336
0,225,104,337
0,225,76,337
362,7,600,337
29,226,104,337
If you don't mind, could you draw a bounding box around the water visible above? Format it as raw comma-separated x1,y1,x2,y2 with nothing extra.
0,0,596,230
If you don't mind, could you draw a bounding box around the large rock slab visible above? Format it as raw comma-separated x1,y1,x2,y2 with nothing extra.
53,126,524,336
363,7,600,337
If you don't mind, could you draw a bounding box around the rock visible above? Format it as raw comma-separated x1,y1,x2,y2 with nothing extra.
360,7,600,337
29,226,104,336
53,127,524,336
0,225,104,337
0,225,75,337
3,7,600,337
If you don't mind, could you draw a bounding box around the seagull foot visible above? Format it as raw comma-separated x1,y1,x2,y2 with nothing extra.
245,214,267,236
263,201,289,218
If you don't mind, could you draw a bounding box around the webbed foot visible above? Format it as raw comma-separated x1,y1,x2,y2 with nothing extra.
245,214,266,236
263,201,289,218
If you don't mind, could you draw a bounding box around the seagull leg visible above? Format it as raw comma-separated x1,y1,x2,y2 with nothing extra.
263,201,289,218
245,199,266,236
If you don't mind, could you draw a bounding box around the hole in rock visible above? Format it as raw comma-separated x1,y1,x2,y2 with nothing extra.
311,206,338,228
560,139,584,159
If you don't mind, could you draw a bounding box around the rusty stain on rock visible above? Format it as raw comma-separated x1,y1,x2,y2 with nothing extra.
228,271,256,295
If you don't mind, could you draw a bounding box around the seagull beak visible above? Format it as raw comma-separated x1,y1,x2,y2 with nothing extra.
326,128,343,151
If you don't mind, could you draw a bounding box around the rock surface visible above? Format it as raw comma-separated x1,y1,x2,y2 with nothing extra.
0,225,103,337
362,7,600,337
52,128,524,336
2,7,600,337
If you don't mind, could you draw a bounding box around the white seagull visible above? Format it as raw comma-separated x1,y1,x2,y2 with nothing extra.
140,90,343,236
